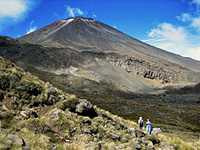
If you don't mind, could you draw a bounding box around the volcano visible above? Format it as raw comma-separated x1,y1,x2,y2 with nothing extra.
19,17,200,69
0,16,199,93
17,17,200,88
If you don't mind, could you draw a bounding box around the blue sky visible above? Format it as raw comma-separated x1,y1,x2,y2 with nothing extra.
1,0,200,60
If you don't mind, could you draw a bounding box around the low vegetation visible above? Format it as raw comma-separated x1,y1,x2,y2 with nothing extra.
0,56,199,149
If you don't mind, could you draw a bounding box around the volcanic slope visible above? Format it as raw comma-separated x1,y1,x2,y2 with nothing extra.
19,17,200,70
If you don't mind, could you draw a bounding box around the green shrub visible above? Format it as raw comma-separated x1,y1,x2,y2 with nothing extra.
26,118,51,134
170,137,195,150
148,135,160,145
0,133,13,150
0,111,14,128
16,81,43,99
31,135,50,150
0,75,19,90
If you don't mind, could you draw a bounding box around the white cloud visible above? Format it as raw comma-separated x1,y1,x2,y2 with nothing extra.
191,17,200,31
26,20,37,34
0,0,35,32
176,13,192,22
0,0,27,20
113,26,117,29
144,23,200,60
177,12,200,32
192,0,200,5
64,5,85,17
144,0,200,61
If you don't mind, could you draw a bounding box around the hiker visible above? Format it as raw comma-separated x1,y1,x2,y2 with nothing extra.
138,117,143,129
146,118,151,134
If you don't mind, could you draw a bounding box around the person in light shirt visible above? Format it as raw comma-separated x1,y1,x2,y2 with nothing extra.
138,117,143,130
146,118,151,134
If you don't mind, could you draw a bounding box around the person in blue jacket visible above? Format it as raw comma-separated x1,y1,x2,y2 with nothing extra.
146,118,151,134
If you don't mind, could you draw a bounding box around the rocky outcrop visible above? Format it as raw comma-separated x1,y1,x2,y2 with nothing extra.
151,128,162,135
106,55,182,84
62,99,98,118
20,110,30,119
8,134,25,147
110,133,120,141
43,88,61,105
135,129,146,138
128,128,136,137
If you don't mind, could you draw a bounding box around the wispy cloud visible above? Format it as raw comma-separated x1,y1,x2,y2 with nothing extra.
26,20,37,34
64,5,86,17
144,22,200,60
176,13,192,22
144,1,200,61
191,0,200,6
0,0,36,32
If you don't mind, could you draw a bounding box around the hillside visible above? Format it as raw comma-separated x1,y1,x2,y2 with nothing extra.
1,56,199,149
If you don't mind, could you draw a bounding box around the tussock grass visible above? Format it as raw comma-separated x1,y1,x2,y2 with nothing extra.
158,134,197,150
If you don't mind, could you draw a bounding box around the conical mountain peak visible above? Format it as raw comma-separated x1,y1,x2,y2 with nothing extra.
18,17,200,69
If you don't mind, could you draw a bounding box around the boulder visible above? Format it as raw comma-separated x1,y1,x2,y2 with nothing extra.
43,88,60,105
147,141,154,150
110,133,120,141
76,101,98,118
135,129,146,138
8,134,25,147
76,101,92,113
67,99,98,118
2,105,8,111
20,110,30,119
136,144,142,150
90,125,98,134
134,138,143,144
115,122,127,130
82,118,91,125
151,128,162,135
22,145,30,150
128,128,136,137
46,95,58,105
83,128,91,134
50,110,60,121
46,87,57,95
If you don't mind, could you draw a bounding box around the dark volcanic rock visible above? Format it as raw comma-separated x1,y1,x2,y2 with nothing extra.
75,100,98,118
66,99,98,118
135,129,146,138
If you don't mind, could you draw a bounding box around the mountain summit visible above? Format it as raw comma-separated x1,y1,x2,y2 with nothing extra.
19,17,200,69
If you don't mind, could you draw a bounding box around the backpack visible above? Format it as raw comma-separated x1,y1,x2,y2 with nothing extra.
139,120,143,126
